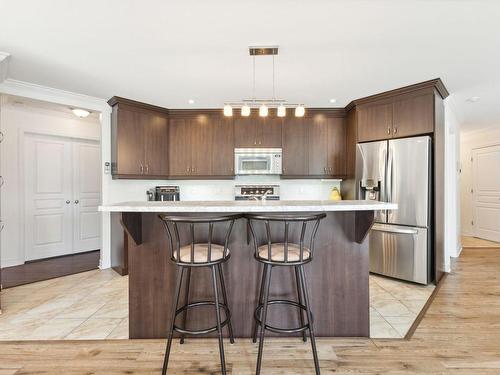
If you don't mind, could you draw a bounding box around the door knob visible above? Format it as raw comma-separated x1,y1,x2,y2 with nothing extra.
66,200,71,204
74,200,79,204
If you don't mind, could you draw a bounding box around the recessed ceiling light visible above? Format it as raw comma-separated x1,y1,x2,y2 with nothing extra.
329,98,337,104
71,108,91,118
188,99,195,104
466,96,480,103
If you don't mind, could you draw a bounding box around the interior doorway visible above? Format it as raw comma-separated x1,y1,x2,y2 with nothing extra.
471,144,500,242
0,96,102,289
23,133,101,261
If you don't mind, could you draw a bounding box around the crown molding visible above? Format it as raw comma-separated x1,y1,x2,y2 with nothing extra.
0,52,10,83
345,78,450,111
0,79,110,113
108,96,169,114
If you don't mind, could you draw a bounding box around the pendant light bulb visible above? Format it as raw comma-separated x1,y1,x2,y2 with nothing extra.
259,104,268,117
241,105,251,117
223,104,233,117
295,105,305,117
277,104,286,117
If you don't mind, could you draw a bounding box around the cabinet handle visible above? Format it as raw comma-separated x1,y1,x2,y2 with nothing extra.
0,220,4,232
387,127,391,135
145,164,149,174
393,127,398,134
66,200,71,204
0,175,4,187
0,131,3,143
140,164,144,174
74,200,79,204
191,167,195,173
254,140,257,145
186,167,190,172
258,140,261,145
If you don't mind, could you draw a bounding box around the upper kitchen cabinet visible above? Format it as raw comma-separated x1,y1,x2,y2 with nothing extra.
357,102,393,142
234,114,282,148
169,112,234,178
109,97,169,179
282,117,309,176
211,116,234,176
392,92,434,138
327,117,347,176
282,111,346,178
355,85,439,143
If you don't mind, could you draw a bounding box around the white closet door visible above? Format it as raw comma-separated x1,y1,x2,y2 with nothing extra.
472,145,500,242
24,134,73,261
72,141,101,253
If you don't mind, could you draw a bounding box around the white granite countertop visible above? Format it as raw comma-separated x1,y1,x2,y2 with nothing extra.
99,200,397,213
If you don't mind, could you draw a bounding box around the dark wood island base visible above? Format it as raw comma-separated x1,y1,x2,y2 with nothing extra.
116,209,376,339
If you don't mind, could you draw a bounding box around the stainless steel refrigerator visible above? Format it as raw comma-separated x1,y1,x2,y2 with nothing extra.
355,136,431,284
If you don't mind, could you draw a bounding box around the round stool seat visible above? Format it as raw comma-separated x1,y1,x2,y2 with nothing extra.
257,243,311,262
173,243,230,263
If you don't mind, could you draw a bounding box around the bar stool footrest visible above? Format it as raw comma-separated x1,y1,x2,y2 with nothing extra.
173,301,231,336
254,299,312,335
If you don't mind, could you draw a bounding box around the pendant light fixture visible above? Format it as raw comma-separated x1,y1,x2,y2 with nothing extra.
223,46,305,117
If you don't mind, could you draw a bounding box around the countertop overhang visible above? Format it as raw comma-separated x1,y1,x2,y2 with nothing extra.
99,200,397,213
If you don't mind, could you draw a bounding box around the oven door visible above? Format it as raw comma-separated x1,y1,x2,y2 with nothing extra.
235,154,272,175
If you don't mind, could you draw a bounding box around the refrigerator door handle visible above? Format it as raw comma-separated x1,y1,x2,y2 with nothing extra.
371,224,418,235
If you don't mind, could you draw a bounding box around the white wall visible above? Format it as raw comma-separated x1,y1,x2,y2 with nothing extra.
0,102,100,267
443,98,462,264
460,125,500,238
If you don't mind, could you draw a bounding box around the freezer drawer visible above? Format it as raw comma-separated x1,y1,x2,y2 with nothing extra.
369,223,429,284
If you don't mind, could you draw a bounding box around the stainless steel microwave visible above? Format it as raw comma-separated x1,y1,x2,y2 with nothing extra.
234,148,282,175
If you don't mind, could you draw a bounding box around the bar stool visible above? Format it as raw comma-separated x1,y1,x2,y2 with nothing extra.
158,213,242,375
246,213,327,375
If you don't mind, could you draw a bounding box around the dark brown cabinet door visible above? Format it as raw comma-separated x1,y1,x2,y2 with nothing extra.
308,116,328,175
169,118,192,176
357,102,393,142
116,107,144,175
234,117,257,148
211,117,234,176
393,93,434,138
258,117,282,148
282,117,309,176
191,116,212,176
143,111,168,177
327,117,346,176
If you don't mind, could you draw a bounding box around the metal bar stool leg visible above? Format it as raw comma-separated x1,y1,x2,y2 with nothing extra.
295,266,307,342
256,264,272,375
180,267,191,345
211,265,227,375
252,265,267,343
217,264,235,344
298,265,321,375
162,267,185,375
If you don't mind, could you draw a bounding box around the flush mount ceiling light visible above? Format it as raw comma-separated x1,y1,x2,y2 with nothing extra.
71,108,91,118
188,99,195,104
329,98,337,104
223,46,304,117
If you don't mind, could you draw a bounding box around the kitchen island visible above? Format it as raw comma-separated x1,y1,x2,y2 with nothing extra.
99,200,396,339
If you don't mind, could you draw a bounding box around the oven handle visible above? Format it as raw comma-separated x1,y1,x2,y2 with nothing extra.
371,224,418,235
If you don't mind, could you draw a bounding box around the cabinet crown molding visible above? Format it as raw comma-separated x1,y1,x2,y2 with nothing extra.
108,96,169,114
345,78,449,112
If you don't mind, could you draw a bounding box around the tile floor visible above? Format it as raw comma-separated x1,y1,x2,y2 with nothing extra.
0,269,433,340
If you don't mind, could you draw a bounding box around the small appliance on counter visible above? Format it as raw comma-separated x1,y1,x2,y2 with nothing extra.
147,186,180,201
329,187,342,201
234,184,280,200
234,148,282,175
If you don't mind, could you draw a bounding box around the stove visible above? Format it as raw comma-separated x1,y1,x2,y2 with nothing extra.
234,184,280,201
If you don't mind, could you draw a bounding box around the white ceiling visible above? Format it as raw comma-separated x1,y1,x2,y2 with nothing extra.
1,0,499,131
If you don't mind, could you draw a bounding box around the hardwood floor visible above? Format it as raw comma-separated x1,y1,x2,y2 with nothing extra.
462,235,500,248
1,250,100,289
0,248,499,374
